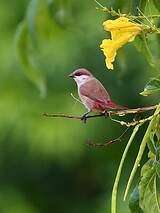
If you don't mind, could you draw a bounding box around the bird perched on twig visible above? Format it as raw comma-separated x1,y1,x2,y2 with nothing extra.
69,68,126,122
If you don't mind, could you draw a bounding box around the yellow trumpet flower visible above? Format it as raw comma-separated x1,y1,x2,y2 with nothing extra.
100,17,142,70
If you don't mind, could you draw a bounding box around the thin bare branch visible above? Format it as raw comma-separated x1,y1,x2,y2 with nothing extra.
87,126,130,148
87,138,121,147
94,1,160,20
42,112,106,120
43,105,158,120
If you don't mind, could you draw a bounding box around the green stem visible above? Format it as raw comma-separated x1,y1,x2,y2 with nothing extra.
94,1,160,20
111,124,142,213
123,105,160,201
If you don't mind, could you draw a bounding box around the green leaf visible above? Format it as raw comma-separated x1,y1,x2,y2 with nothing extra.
140,78,160,96
15,21,46,98
134,34,156,69
155,119,160,143
129,185,144,213
148,131,157,155
15,0,74,97
26,0,57,46
123,105,160,201
156,161,160,177
155,175,160,207
139,161,160,213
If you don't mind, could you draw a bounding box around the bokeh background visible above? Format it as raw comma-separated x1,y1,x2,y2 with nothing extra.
0,0,158,212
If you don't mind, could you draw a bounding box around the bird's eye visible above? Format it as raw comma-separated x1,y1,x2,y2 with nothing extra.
75,72,82,76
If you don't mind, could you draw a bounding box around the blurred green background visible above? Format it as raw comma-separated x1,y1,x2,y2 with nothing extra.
0,0,158,212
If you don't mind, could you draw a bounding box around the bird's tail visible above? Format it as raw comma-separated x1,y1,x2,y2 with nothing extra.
105,101,127,110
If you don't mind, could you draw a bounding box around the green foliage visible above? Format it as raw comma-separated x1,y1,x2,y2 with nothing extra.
140,78,160,96
15,0,54,97
134,34,156,69
134,0,160,71
1,0,160,212
148,130,157,155
139,160,160,212
15,21,47,97
105,0,160,211
15,0,72,97
111,124,142,213
156,161,160,177
129,185,144,213
26,0,56,46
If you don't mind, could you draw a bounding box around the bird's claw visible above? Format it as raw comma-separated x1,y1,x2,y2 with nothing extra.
81,114,87,123
102,110,109,118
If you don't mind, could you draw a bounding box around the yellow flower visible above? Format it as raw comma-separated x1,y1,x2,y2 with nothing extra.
100,17,142,70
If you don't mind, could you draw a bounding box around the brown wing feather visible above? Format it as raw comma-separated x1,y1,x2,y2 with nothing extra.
79,78,110,103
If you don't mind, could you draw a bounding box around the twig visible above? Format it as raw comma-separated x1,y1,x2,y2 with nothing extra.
87,138,121,147
94,1,160,20
43,105,158,120
94,0,106,9
42,112,107,120
87,126,130,148
70,93,83,104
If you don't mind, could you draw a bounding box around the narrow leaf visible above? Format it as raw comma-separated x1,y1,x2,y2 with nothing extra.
111,124,141,213
140,78,160,96
15,21,46,97
134,34,156,69
147,131,157,155
155,175,160,206
156,161,160,177
124,106,160,200
26,0,56,45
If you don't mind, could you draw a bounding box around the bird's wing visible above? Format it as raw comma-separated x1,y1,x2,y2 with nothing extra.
79,78,111,103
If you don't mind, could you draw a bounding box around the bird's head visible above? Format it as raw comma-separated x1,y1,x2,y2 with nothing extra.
69,68,93,85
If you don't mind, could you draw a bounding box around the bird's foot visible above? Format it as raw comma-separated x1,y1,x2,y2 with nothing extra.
102,110,109,118
80,111,91,123
81,114,87,123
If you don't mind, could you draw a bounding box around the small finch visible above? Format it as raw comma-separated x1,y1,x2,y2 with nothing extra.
69,68,126,122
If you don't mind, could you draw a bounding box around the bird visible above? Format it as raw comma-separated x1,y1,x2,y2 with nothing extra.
69,68,126,122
